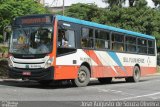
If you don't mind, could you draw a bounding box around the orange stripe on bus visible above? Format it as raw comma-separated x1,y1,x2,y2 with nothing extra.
49,19,58,66
83,50,103,65
91,66,156,78
53,65,156,80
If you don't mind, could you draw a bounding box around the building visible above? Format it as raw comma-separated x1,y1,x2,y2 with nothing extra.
46,6,70,13
36,0,45,5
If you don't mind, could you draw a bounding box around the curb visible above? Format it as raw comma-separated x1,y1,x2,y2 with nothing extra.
147,73,160,76
0,79,22,82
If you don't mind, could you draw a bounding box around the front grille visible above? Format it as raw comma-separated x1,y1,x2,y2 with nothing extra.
13,61,44,64
14,67,43,70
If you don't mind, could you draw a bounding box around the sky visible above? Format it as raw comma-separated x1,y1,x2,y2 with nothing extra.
45,0,155,8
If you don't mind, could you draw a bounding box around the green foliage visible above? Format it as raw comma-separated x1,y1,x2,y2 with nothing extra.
0,59,8,78
0,46,8,53
63,3,160,47
152,0,160,7
135,0,148,8
102,0,125,8
0,0,49,42
0,35,2,43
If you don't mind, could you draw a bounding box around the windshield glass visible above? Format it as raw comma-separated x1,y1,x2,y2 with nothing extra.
9,26,53,54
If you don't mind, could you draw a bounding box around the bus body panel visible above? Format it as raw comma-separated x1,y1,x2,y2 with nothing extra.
54,49,157,80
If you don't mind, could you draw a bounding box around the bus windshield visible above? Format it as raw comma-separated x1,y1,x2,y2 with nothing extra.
9,26,53,54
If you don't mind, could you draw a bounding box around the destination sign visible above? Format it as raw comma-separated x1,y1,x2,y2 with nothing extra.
21,17,50,25
13,15,53,25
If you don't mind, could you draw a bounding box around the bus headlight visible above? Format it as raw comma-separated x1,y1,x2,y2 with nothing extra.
44,57,54,68
8,56,13,67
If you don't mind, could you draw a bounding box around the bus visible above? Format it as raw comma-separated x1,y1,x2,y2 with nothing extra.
7,14,157,87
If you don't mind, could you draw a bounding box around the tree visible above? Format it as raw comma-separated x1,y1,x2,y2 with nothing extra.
63,3,105,22
135,0,148,8
129,0,135,7
152,0,160,7
102,0,125,8
62,3,160,47
0,0,49,42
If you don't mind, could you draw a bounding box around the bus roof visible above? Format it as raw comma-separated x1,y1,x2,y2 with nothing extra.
56,15,155,40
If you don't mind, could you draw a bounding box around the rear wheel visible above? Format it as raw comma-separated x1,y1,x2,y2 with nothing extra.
125,66,141,82
72,66,90,87
38,80,52,86
98,77,112,84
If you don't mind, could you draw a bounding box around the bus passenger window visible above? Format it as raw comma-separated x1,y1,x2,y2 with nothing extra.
81,28,93,48
112,33,124,52
95,30,110,49
125,36,136,53
81,38,93,48
137,38,147,54
148,40,155,55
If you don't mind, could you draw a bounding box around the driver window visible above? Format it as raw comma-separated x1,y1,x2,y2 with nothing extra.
58,29,75,48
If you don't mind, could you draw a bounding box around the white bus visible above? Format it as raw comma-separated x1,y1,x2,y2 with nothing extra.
8,14,157,87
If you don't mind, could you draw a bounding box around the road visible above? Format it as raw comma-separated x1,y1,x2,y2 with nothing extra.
0,74,160,106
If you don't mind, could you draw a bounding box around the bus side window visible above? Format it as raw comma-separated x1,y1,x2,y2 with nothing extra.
112,33,124,52
81,28,93,48
95,30,110,50
137,38,147,54
125,36,136,53
148,40,155,55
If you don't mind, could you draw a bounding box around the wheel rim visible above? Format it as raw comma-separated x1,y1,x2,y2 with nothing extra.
78,70,87,83
134,68,140,79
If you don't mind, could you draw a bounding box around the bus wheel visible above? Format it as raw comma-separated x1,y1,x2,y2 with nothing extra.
72,66,90,87
38,80,52,86
98,78,112,84
125,66,141,82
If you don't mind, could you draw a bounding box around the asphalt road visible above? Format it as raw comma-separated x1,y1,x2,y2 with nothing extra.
0,74,160,106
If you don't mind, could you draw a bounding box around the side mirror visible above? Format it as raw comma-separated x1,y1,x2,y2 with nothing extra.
3,26,11,43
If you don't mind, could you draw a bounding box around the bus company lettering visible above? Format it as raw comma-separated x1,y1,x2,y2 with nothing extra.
80,57,91,62
123,57,145,63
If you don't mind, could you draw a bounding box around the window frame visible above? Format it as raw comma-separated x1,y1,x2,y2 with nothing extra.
147,39,155,55
81,27,94,49
125,35,137,53
94,29,111,50
137,37,148,55
111,32,125,52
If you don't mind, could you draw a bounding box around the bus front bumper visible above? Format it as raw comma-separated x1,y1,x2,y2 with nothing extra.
8,66,54,80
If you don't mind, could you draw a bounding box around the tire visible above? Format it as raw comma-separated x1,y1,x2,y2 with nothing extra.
72,66,90,87
38,80,52,86
125,66,141,82
98,77,112,84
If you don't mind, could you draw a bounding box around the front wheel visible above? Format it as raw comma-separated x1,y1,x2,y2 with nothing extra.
72,66,90,87
125,66,141,82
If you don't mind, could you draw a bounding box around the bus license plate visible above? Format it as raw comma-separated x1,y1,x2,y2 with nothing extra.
22,72,31,76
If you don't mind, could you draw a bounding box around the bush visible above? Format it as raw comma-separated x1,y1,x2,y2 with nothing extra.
0,46,8,53
0,59,8,78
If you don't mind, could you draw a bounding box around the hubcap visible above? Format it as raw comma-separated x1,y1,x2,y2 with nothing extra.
78,70,87,83
135,68,139,79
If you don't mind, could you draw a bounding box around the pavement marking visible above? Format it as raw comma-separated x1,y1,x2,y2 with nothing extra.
118,92,160,100
98,89,134,96
150,96,160,100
